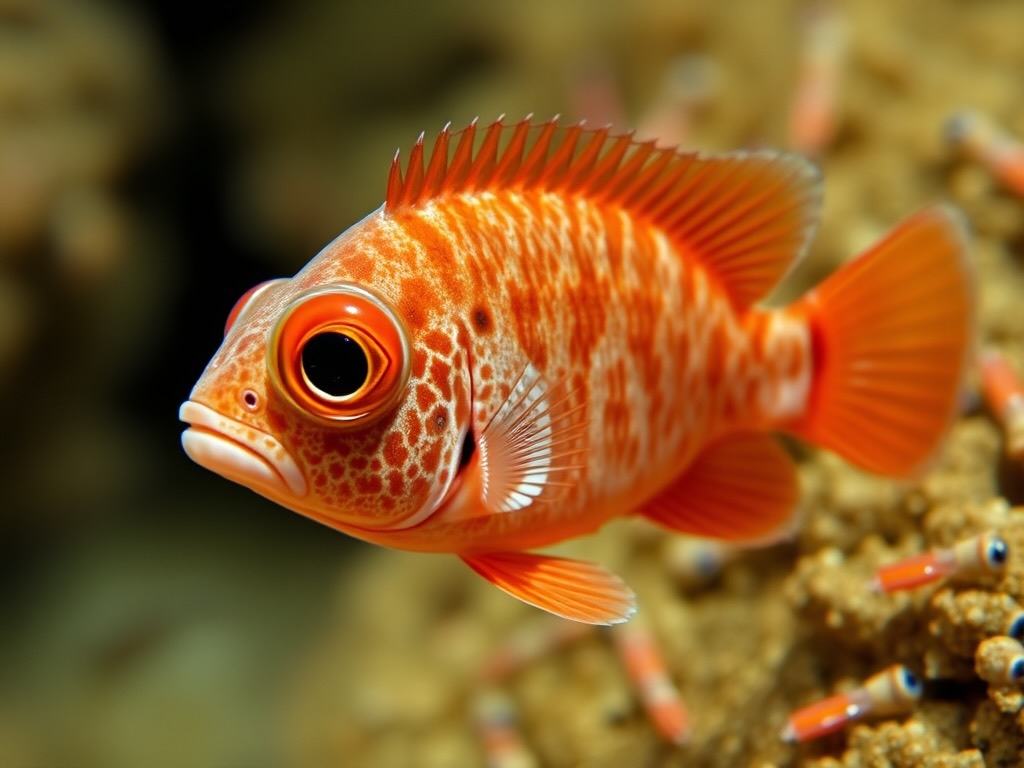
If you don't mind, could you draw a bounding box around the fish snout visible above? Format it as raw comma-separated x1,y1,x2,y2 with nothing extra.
178,400,308,498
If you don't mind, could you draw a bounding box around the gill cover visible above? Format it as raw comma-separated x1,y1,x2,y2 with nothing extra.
267,283,411,426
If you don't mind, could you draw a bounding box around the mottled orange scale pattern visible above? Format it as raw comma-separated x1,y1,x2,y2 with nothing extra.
368,188,811,553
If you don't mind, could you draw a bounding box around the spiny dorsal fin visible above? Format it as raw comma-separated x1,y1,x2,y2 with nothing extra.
384,116,822,309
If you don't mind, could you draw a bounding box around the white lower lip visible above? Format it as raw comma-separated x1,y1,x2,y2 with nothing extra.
178,401,307,497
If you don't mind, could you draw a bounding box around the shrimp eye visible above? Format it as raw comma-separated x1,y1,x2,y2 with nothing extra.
1007,610,1024,642
982,534,1009,571
1012,658,1024,683
269,284,410,426
895,667,923,699
225,279,285,336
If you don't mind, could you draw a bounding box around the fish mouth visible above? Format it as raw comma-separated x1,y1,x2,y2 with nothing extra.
179,401,308,498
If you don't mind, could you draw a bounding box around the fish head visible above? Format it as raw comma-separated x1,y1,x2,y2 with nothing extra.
179,221,471,534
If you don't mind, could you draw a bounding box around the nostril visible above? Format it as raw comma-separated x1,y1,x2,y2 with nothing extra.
241,389,260,410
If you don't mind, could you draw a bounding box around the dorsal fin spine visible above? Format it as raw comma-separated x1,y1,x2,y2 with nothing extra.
588,132,634,197
386,149,403,207
540,123,584,189
518,119,560,189
564,127,609,195
402,133,426,207
470,118,504,191
444,118,477,194
599,139,658,204
632,149,686,210
422,123,451,200
493,117,531,187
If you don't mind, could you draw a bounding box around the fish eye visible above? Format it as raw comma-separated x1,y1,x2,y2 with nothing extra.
269,284,410,426
224,279,285,337
982,533,1009,571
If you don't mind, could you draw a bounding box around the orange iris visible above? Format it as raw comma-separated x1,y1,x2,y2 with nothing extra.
268,284,410,426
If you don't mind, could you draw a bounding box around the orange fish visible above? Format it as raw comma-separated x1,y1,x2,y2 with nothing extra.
179,117,974,625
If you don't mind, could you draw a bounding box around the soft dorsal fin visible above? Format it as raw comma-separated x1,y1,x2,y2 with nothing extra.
384,116,822,308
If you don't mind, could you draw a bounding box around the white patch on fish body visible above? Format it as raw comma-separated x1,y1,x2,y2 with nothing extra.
759,313,812,421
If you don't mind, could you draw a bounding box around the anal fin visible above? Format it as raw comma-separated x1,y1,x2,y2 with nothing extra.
461,551,637,625
641,432,800,544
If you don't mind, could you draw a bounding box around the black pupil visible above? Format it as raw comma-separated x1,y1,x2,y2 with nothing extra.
301,332,369,397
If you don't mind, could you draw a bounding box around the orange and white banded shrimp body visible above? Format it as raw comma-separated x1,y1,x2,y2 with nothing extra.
180,117,974,624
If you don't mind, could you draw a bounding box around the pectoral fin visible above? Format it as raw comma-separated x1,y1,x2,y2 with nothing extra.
641,432,800,545
477,364,588,514
461,550,637,625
